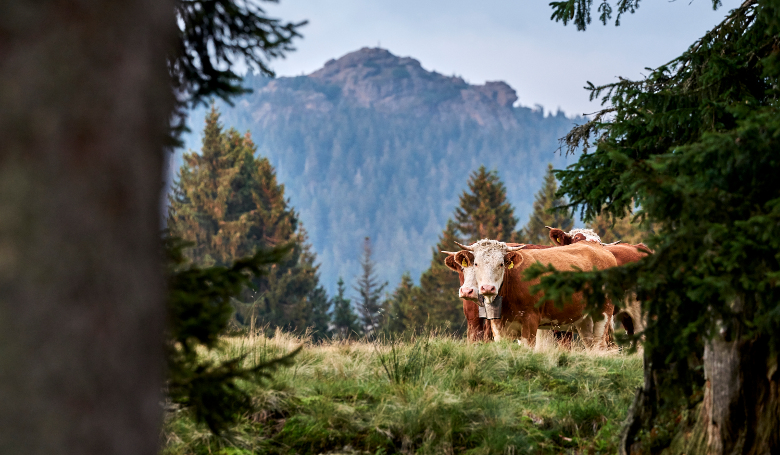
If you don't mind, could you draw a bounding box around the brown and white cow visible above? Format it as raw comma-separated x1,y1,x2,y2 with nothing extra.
442,242,531,342
443,243,557,343
546,226,651,337
454,239,617,347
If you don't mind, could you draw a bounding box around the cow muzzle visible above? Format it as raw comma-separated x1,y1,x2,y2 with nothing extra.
459,286,478,300
479,284,497,295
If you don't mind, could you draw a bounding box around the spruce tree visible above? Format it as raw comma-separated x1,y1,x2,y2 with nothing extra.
353,237,387,335
168,106,325,332
536,1,780,451
331,278,361,338
454,166,518,242
381,273,416,334
307,285,331,342
520,164,574,244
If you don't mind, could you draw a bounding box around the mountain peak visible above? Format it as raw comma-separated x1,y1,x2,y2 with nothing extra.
320,47,409,70
262,47,520,127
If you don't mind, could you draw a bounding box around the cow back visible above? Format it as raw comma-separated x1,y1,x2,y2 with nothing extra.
603,244,649,266
499,242,617,325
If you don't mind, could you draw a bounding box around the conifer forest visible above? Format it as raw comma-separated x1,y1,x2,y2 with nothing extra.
2,0,779,454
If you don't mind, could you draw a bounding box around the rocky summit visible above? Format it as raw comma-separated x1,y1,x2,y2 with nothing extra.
255,47,520,128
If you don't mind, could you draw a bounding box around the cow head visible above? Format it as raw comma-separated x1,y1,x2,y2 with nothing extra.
568,228,602,243
547,226,603,245
442,250,478,300
546,226,573,245
454,240,525,306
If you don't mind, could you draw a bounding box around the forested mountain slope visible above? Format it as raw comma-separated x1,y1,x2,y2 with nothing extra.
177,47,582,294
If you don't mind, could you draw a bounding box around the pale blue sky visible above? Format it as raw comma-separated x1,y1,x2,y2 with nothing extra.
261,0,739,116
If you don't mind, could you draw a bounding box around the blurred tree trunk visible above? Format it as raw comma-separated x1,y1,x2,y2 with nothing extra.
621,319,780,455
697,332,779,454
0,0,174,454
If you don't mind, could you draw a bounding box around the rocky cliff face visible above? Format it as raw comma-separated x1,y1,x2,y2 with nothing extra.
257,47,519,128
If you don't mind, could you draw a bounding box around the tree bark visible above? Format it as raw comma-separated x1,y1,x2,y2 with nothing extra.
698,332,779,455
620,330,780,454
0,1,174,454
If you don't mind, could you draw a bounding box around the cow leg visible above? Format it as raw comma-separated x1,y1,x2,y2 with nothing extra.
574,316,595,347
483,319,494,342
519,314,541,348
463,300,483,343
593,313,612,349
535,329,556,351
574,313,610,349
489,319,503,342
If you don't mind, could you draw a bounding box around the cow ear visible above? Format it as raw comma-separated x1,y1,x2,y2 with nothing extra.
455,251,474,268
549,228,564,245
443,254,460,271
505,251,523,269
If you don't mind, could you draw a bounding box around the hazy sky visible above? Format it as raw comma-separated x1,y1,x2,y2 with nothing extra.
260,0,739,116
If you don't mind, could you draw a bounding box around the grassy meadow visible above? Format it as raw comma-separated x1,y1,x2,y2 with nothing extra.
162,330,642,455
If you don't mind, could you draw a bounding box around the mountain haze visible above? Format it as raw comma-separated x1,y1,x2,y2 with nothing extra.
177,47,582,295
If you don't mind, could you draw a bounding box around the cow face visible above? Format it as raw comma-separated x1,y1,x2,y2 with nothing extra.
443,251,478,300
470,240,524,305
456,252,478,300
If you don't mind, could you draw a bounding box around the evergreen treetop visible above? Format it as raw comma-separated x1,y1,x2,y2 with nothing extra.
168,105,326,332
353,237,387,335
382,272,416,335
454,166,518,243
169,104,296,267
331,278,361,338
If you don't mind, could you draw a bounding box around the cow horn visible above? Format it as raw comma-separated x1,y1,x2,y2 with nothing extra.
454,241,475,251
506,244,527,251
603,241,622,245
545,226,554,230
440,250,459,255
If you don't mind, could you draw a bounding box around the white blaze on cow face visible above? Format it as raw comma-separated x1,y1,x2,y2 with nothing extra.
454,251,477,300
459,265,478,300
470,240,511,305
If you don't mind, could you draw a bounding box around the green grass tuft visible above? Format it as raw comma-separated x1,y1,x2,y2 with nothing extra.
162,330,642,454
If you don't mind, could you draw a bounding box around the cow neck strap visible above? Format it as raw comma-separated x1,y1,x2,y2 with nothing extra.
477,281,504,320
